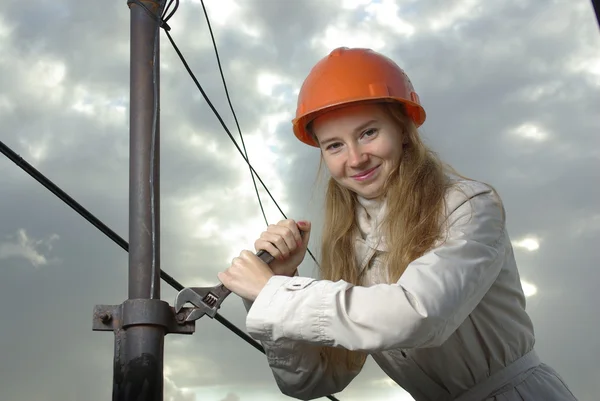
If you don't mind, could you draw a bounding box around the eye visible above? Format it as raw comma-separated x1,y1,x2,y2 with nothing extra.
325,142,343,151
361,128,378,138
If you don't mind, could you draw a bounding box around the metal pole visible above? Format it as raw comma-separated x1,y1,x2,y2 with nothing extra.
129,1,161,302
120,0,163,399
93,1,195,400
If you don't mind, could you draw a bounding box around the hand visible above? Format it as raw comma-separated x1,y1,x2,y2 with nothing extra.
254,219,311,276
218,250,275,301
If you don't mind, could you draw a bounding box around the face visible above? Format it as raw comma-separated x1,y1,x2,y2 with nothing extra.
311,103,406,199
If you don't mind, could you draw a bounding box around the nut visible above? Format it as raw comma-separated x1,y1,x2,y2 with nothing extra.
99,312,112,323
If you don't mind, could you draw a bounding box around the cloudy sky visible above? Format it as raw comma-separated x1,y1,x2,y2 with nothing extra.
1,0,599,400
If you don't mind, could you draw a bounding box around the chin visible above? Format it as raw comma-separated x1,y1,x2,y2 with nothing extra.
353,186,384,199
338,178,384,199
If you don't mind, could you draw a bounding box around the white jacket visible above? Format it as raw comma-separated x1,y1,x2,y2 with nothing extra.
243,178,577,401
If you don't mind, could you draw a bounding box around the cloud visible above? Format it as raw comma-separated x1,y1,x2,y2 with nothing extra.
165,371,196,401
0,0,598,400
0,228,59,267
219,393,241,401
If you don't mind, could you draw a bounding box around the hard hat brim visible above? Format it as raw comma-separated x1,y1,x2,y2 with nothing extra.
292,97,426,148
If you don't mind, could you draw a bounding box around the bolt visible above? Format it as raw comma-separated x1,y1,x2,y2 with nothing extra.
176,312,186,324
99,312,112,323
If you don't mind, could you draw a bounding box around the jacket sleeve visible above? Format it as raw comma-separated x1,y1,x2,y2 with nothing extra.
245,183,507,353
242,298,363,400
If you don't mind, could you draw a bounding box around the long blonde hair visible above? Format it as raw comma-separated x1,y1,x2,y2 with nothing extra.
310,102,456,372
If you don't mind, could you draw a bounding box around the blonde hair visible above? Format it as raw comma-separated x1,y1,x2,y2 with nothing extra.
308,102,457,372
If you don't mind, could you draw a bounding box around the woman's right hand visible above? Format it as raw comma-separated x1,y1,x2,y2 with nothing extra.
254,219,311,277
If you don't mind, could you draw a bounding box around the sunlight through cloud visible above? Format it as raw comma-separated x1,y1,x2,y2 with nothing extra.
365,0,416,37
313,0,415,53
568,54,600,86
510,123,549,142
514,81,563,102
513,236,540,251
256,72,286,96
174,110,290,270
188,0,239,25
372,377,398,388
341,0,371,9
70,85,128,126
25,58,67,104
428,0,483,32
18,136,50,163
521,280,538,297
178,0,260,38
315,25,386,52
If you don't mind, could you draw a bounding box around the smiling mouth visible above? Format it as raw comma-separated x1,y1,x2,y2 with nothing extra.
351,165,380,180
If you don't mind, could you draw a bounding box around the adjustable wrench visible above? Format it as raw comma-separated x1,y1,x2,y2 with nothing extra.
174,249,276,322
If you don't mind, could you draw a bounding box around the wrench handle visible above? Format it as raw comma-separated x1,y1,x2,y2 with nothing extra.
256,249,276,265
214,250,274,297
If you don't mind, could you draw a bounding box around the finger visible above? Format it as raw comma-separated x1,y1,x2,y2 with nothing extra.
229,255,247,273
278,219,304,246
217,271,230,286
258,230,292,258
269,223,300,251
240,249,273,269
297,220,312,247
254,238,283,260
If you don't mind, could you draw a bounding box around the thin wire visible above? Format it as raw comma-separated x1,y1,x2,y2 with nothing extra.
199,0,269,227
0,141,264,360
149,0,167,300
1,5,341,398
163,30,320,266
162,0,178,22
0,140,341,399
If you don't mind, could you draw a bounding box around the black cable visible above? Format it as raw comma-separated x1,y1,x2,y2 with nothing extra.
163,30,320,266
2,5,341,399
162,0,178,23
110,2,331,398
132,0,319,267
0,141,262,365
0,140,340,399
199,0,269,227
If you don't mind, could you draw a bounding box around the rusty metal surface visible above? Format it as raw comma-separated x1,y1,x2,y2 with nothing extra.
121,0,165,397
91,1,179,400
129,0,162,301
93,303,196,334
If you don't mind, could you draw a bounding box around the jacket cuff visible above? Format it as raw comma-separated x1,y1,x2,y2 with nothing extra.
246,275,320,342
242,270,299,312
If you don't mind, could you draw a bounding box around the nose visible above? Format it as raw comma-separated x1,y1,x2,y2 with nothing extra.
347,144,368,168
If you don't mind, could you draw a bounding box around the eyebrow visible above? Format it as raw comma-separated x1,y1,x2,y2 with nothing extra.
318,119,378,147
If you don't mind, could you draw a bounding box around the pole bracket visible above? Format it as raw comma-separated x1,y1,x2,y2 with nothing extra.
93,299,196,335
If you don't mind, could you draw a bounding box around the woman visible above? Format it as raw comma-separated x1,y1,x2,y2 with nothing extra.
217,47,577,401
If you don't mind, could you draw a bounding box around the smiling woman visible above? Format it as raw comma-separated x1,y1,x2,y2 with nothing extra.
217,47,578,401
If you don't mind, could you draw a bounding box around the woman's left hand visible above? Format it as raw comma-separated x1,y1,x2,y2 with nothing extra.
218,250,275,302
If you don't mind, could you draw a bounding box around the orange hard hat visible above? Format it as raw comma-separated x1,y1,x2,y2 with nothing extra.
292,47,426,147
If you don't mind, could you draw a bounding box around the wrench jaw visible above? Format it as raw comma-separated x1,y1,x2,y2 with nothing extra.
174,287,205,313
173,246,281,323
185,305,210,322
174,285,231,321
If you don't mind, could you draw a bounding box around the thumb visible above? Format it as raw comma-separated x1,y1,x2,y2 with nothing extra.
297,220,311,247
